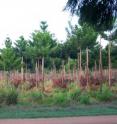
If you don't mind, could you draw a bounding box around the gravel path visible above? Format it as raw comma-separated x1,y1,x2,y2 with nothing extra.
0,116,117,124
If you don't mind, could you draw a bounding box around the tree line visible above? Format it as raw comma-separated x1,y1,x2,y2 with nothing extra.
0,21,116,72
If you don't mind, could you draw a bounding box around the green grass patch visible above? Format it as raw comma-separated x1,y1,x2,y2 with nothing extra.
0,102,117,118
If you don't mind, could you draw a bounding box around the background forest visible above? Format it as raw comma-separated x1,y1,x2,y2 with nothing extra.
0,21,116,72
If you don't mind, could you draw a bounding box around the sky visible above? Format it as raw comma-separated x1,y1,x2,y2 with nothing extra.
0,0,108,48
0,0,78,47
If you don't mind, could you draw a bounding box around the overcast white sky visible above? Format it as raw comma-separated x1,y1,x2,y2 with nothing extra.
0,0,78,47
0,0,108,48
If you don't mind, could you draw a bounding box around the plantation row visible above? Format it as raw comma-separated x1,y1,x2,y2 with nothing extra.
0,69,117,89
0,68,117,106
0,80,117,106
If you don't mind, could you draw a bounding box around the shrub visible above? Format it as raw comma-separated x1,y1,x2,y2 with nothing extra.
0,88,6,105
79,75,88,87
79,92,90,104
0,86,18,105
96,84,113,102
10,75,22,88
67,83,77,90
68,87,81,103
52,76,73,89
5,88,18,105
68,86,90,104
28,91,44,104
52,92,68,106
42,95,53,105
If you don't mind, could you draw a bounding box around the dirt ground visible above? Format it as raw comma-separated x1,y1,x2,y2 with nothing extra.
0,116,117,124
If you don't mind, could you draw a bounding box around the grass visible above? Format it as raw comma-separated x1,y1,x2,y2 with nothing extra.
0,101,117,118
0,82,117,118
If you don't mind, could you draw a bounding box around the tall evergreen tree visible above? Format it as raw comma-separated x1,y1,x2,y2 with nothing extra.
0,37,21,71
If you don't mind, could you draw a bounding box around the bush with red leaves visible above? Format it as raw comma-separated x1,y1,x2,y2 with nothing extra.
79,75,87,87
10,75,22,88
26,74,44,89
52,76,74,88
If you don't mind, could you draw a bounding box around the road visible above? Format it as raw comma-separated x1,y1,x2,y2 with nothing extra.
0,116,117,124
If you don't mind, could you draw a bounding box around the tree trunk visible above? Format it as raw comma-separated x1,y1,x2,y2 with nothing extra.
80,48,82,71
86,48,89,87
21,57,24,82
99,36,103,92
108,42,111,87
94,61,97,78
42,57,44,92
35,61,38,87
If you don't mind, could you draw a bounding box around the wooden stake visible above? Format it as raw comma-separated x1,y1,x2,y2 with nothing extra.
99,36,103,91
94,61,97,78
86,48,89,87
52,60,56,74
68,57,71,80
42,57,44,92
77,53,80,71
21,56,24,82
108,42,111,87
35,61,38,87
80,48,82,71
77,53,80,83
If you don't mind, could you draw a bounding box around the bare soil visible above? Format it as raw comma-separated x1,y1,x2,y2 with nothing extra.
0,116,117,124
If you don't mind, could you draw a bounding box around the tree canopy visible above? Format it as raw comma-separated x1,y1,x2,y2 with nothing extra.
0,37,20,71
0,21,116,71
65,0,117,32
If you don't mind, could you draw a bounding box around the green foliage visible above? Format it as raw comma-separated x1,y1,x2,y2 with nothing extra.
28,91,44,104
79,92,90,104
14,36,28,59
5,88,18,105
96,84,113,102
68,87,81,103
65,0,117,31
0,20,116,71
110,45,117,68
0,86,18,105
67,85,90,104
67,83,78,90
65,58,76,70
0,37,21,71
30,21,56,58
0,82,116,106
65,23,98,68
40,21,48,32
5,37,12,48
52,91,68,106
66,23,98,50
0,88,6,105
22,90,44,104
